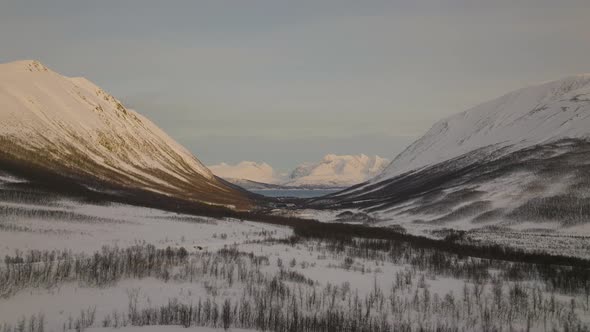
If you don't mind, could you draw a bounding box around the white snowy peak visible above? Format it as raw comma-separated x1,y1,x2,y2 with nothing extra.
287,154,390,187
376,74,590,182
208,161,281,184
0,60,250,209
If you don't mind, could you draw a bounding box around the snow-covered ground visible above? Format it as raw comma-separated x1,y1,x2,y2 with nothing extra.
2,195,590,332
0,197,286,331
286,205,590,259
0,199,286,258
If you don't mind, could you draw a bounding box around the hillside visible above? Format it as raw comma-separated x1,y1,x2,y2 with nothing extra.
374,74,590,182
0,60,251,210
312,75,590,232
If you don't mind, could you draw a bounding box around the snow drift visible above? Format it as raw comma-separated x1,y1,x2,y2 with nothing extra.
210,154,390,189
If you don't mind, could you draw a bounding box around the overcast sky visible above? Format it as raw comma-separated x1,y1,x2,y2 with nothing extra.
2,0,589,171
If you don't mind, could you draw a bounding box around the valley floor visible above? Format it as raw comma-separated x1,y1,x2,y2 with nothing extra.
1,196,590,331
287,207,590,259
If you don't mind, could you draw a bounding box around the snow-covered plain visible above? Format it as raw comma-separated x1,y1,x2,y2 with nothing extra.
0,196,287,331
0,200,286,258
2,192,590,332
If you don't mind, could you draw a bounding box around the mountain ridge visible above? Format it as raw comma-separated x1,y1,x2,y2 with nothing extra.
209,154,390,189
286,154,389,188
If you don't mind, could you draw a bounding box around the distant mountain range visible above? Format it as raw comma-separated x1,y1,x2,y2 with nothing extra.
312,74,590,231
284,154,390,188
209,154,390,189
209,161,282,186
0,60,252,211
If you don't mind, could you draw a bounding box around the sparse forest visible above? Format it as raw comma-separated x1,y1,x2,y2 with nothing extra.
2,230,590,332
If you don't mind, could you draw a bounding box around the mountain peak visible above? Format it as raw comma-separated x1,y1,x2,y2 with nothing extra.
1,60,50,73
323,74,590,234
209,154,390,188
287,154,390,187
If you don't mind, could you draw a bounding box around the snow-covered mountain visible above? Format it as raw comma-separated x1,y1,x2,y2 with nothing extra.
0,60,251,210
313,75,590,231
286,154,389,188
208,161,281,184
210,154,389,189
373,74,590,183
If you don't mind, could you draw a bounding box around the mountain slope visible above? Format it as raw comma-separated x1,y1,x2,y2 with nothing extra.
286,154,389,188
0,60,251,210
374,74,590,183
312,75,590,231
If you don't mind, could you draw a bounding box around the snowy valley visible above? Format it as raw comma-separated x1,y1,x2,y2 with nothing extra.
0,60,589,332
2,173,590,332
